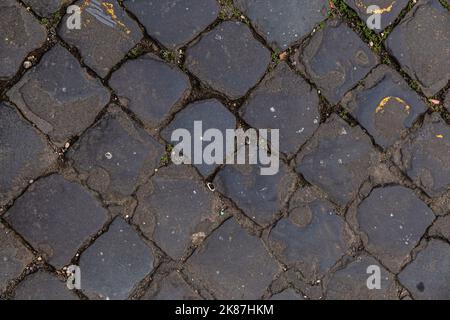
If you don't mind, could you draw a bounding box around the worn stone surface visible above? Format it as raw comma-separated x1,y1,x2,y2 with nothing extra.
124,0,219,49
22,0,71,17
142,271,200,300
4,174,109,268
2,0,450,301
186,21,271,99
296,114,379,205
386,0,450,96
59,0,142,77
270,288,304,300
429,215,450,241
240,63,320,156
357,186,434,273
235,0,329,49
445,91,450,113
7,45,110,145
269,196,353,281
133,165,222,259
68,108,164,198
0,0,47,79
344,0,410,32
79,218,155,300
0,223,34,294
0,103,57,207
186,219,279,299
399,240,450,300
161,99,237,177
13,271,78,300
326,255,399,300
214,163,297,226
398,113,450,197
109,54,191,128
342,65,428,148
296,20,378,105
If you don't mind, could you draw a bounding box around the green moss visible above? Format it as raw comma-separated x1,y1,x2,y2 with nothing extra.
161,50,176,63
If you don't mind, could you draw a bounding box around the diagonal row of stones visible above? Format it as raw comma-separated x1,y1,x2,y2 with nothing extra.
1,0,449,300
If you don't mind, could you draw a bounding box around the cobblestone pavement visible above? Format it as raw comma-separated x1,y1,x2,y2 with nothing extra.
1,0,449,300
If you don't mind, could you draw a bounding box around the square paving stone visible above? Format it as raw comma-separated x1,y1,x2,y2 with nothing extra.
399,113,450,197
0,0,47,80
59,0,142,77
343,0,410,32
385,0,450,97
79,218,155,300
269,197,352,281
133,165,222,260
235,0,330,50
240,62,320,156
123,0,219,49
161,99,237,177
109,54,191,128
399,240,450,299
296,20,378,105
0,103,57,207
214,163,297,226
186,219,279,300
342,65,428,149
185,21,271,100
22,0,71,17
7,45,110,146
68,108,164,198
142,271,200,300
296,114,379,206
13,271,78,300
0,223,34,294
326,255,398,300
4,174,109,268
357,186,435,273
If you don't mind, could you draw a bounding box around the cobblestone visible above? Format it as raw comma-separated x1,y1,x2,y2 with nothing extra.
161,99,236,177
295,20,378,105
186,219,279,299
79,218,155,300
386,0,450,96
214,163,297,226
7,45,110,145
68,107,164,198
269,189,354,281
296,114,379,206
397,113,450,197
59,0,142,77
133,165,223,260
22,0,70,17
0,223,34,294
124,0,219,49
0,103,57,207
185,21,271,100
2,0,450,300
109,54,191,129
399,240,450,300
342,65,428,149
142,271,201,300
357,186,434,273
235,0,329,50
343,0,410,32
4,174,109,268
0,0,47,80
13,271,78,300
240,63,320,156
